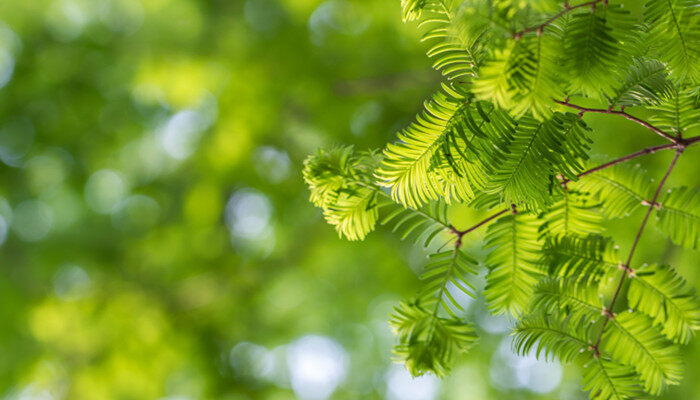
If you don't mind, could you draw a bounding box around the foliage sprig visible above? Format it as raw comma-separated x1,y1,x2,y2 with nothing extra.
304,1,700,398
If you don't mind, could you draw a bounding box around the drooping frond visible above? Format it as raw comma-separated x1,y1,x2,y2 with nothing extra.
530,277,603,323
303,146,382,240
513,310,641,400
538,190,603,238
608,58,670,107
512,311,591,363
456,0,513,47
655,186,700,249
580,355,644,400
418,249,479,317
540,234,620,283
431,98,516,188
323,186,379,241
380,200,451,247
628,264,700,344
304,146,454,241
514,311,645,400
377,90,467,208
400,0,440,22
483,212,543,315
390,300,477,377
483,113,591,209
378,86,521,208
603,312,683,395
573,163,653,218
420,4,485,81
649,86,700,137
561,5,632,98
473,34,562,118
645,0,700,83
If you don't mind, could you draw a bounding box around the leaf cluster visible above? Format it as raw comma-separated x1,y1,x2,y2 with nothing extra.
303,1,700,398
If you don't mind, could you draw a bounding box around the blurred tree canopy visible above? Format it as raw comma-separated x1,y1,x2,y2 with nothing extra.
0,1,698,400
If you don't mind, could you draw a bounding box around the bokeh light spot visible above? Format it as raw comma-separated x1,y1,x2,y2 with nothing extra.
225,188,272,240
286,335,348,400
111,194,160,233
53,264,91,301
12,199,54,242
253,146,291,184
84,169,129,214
385,365,438,400
0,118,35,167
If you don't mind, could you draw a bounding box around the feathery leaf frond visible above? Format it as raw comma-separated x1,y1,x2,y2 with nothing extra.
531,277,603,323
655,186,700,249
483,212,543,315
303,146,381,240
418,249,479,317
648,86,700,136
377,90,468,208
573,163,653,218
608,59,670,107
380,200,451,247
484,113,591,209
540,234,620,283
473,35,562,118
645,0,700,83
513,310,591,363
539,190,603,238
561,5,631,98
603,312,683,395
628,264,700,344
581,356,644,400
390,300,478,377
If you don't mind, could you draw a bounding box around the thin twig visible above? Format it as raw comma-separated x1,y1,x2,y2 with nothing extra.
512,1,603,39
559,136,699,185
590,149,683,356
553,99,677,142
453,207,509,236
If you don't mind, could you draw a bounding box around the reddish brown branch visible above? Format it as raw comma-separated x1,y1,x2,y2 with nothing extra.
452,207,509,237
512,1,603,39
559,135,699,185
590,149,683,354
553,99,677,142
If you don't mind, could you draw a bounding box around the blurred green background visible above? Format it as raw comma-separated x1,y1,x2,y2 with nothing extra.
0,1,697,399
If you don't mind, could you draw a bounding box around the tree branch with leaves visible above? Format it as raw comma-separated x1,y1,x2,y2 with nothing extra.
304,1,700,398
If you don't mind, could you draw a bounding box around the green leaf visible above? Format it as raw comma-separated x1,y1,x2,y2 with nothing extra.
323,186,379,241
390,300,477,377
483,113,591,209
645,0,700,83
538,190,603,238
483,212,543,315
400,0,438,22
561,5,631,98
515,311,645,400
540,234,620,283
473,35,562,118
573,163,653,219
603,312,683,395
530,277,603,324
655,186,700,249
513,310,591,363
581,355,644,400
608,59,670,107
377,90,469,208
380,200,452,247
628,264,700,344
649,86,700,136
418,248,479,317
